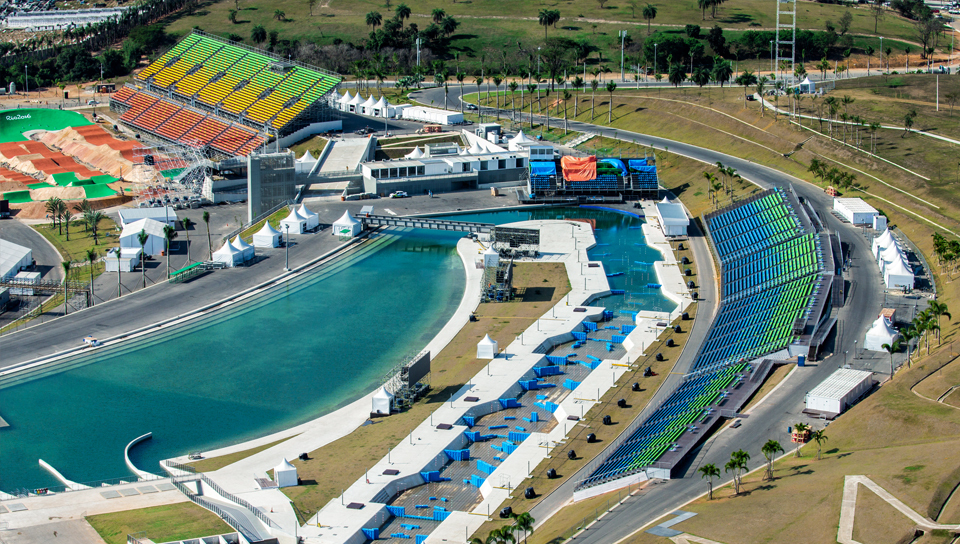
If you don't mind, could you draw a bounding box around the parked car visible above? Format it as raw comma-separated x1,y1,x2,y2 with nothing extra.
390,191,409,198
465,103,478,111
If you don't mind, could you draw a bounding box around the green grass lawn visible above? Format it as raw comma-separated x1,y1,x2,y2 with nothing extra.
190,436,295,472
239,205,291,241
86,502,233,544
32,216,118,263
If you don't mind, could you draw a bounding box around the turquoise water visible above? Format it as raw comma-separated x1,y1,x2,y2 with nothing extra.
0,206,673,491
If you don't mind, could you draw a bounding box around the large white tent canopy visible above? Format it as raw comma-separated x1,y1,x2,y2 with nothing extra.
231,236,255,262
864,315,899,351
119,218,166,255
298,204,320,230
253,222,282,248
280,208,307,234
212,239,243,267
333,210,362,237
872,229,897,260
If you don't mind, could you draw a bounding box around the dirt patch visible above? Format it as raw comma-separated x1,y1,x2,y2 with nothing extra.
30,186,85,200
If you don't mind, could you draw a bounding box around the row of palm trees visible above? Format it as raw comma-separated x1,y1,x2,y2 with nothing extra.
44,197,105,243
698,427,828,499
883,301,951,378
470,511,534,544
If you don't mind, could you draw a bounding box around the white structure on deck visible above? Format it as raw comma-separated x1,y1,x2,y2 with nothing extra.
883,258,915,291
875,236,914,290
0,239,32,280
212,240,243,267
371,386,394,416
805,368,875,416
298,204,320,230
655,197,689,236
864,314,899,352
253,222,282,248
834,198,878,225
280,208,307,235
296,150,318,174
231,236,255,262
333,211,362,237
119,218,167,256
476,334,498,359
274,458,298,488
401,106,463,125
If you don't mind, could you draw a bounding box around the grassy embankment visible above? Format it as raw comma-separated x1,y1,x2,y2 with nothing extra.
86,502,233,544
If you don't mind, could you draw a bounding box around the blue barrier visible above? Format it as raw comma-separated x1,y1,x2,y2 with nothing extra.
587,354,602,362
647,283,662,289
489,425,508,430
362,528,380,540
611,335,626,343
444,449,470,462
534,401,560,413
515,426,526,431
477,459,497,475
391,533,411,539
420,471,449,483
621,324,636,334
470,474,486,487
387,505,405,517
546,355,568,365
416,535,428,544
606,342,613,351
499,398,521,409
583,322,598,332
536,394,547,400
611,289,626,295
606,272,624,277
534,366,562,377
508,431,531,443
572,331,588,341
463,416,475,428
504,416,516,420
401,523,421,530
563,379,581,390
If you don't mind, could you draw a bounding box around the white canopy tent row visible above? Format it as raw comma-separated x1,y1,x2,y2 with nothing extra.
333,210,362,238
230,236,256,262
212,239,243,268
864,314,900,351
405,146,424,159
253,222,282,248
336,91,403,118
507,130,534,151
877,242,915,290
298,204,320,230
872,229,897,261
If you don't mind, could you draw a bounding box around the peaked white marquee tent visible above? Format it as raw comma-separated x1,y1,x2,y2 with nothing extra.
333,210,362,237
274,458,298,487
864,315,899,351
280,208,307,234
298,204,320,230
253,222,282,248
477,334,498,359
212,239,243,267
372,386,394,416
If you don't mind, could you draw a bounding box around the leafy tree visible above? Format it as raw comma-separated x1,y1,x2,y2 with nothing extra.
251,24,266,43
699,463,720,500
706,25,726,55
229,9,238,23
308,0,316,16
642,3,657,34
811,429,828,460
685,24,701,39
838,11,853,36
761,439,784,480
365,11,382,30
871,0,885,34
903,108,917,137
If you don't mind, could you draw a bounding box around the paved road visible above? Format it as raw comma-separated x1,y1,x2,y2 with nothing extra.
414,84,887,539
0,218,63,282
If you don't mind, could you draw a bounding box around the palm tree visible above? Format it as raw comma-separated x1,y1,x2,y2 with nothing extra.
642,3,657,34
811,429,828,460
457,72,466,112
572,76,583,117
475,75,484,107
512,511,535,543
60,208,72,241
273,9,285,21
928,301,951,344
668,62,687,87
45,197,64,233
562,90,572,133
590,79,599,120
61,260,72,315
395,3,411,27
85,248,98,306
792,422,810,456
86,210,105,245
538,9,552,39
493,75,503,120
605,81,617,123
431,7,445,23
251,24,266,44
163,225,177,279
761,439,784,480
734,70,757,107
724,449,749,495
365,10,381,30
882,340,902,379
508,81,519,119
755,76,769,116
526,83,537,128
180,219,194,263
73,199,92,230
202,211,212,260
137,230,149,289
699,463,720,500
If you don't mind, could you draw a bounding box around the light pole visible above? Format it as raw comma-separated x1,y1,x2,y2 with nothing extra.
537,47,541,78
654,43,658,78
854,340,858,359
619,30,627,82
770,40,774,75
24,65,28,96
284,224,290,271
879,36,884,73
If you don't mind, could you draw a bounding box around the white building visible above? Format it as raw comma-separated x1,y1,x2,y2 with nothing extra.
104,247,141,272
864,314,899,352
476,334,498,359
0,239,33,280
805,368,875,416
834,198,878,225
655,197,689,236
253,222,282,248
117,207,179,229
119,218,167,256
274,458,298,488
401,106,464,125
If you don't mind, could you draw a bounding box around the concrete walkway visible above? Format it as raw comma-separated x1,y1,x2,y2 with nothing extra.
838,475,960,544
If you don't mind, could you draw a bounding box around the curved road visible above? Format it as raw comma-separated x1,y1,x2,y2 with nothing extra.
415,84,884,541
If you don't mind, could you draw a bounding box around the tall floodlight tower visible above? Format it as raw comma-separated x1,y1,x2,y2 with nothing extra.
776,0,797,86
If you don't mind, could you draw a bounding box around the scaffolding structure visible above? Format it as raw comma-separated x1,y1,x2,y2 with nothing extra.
491,227,540,258
131,142,209,206
776,0,797,86
481,258,514,303
379,350,432,412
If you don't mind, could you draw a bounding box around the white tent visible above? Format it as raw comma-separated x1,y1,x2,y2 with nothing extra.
405,146,424,159
483,246,499,268
373,95,389,117
212,239,243,267
119,218,166,255
371,386,394,416
347,92,364,113
508,130,533,150
359,95,377,116
799,77,816,94
467,141,484,155
274,458,298,488
333,210,362,237
280,208,307,234
477,334,498,359
253,222,281,248
872,229,896,260
864,315,899,351
104,247,139,272
0,239,32,280
884,258,915,290
298,203,320,230
879,244,905,271
231,236,255,262
339,90,354,110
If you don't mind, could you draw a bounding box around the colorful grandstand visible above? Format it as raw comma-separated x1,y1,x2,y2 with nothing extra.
112,31,340,157
577,187,828,489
